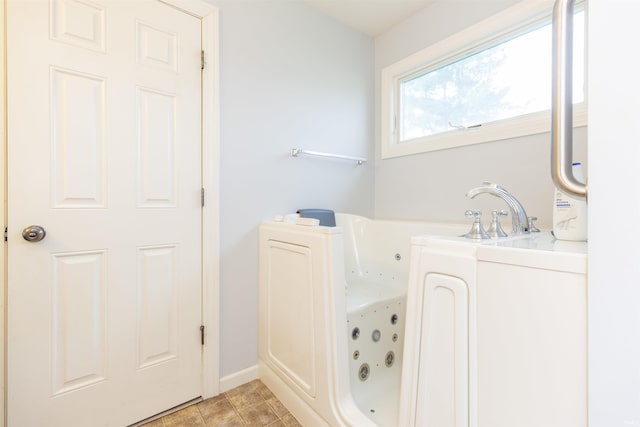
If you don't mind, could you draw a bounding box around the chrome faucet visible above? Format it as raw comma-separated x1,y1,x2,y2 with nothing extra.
466,182,530,235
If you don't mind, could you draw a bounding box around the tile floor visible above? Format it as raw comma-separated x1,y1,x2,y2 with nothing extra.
142,380,301,427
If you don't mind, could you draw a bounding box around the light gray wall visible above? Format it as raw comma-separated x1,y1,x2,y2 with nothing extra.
206,0,374,377
374,0,587,229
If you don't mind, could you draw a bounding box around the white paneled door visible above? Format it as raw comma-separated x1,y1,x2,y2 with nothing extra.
7,1,203,425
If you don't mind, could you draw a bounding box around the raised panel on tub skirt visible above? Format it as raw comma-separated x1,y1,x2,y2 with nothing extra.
264,240,317,398
258,221,380,427
400,239,476,427
414,273,469,427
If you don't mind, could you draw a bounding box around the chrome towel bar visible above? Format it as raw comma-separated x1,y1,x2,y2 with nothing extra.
290,148,367,166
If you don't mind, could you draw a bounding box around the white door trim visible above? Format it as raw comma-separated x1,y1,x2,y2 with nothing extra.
196,1,222,401
0,0,220,424
0,1,6,425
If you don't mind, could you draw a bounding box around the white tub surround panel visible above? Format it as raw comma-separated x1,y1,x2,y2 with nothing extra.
401,233,587,427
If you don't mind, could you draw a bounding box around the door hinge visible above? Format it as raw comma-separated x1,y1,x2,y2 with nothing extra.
200,325,205,345
201,188,205,207
201,50,205,70
4,227,7,242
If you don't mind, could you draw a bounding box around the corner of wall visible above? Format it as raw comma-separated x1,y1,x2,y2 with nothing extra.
219,365,259,393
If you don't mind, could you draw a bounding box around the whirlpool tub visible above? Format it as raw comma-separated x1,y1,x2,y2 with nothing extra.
258,213,467,426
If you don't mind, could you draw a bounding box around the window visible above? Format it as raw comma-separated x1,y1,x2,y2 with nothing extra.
381,2,587,158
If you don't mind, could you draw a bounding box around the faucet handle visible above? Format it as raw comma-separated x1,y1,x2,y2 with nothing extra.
528,216,540,232
465,209,481,219
487,209,508,238
464,210,489,239
492,209,508,218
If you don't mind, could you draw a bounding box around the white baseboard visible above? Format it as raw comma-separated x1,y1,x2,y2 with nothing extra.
219,364,259,393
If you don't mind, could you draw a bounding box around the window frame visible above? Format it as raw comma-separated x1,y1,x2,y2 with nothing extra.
380,0,587,159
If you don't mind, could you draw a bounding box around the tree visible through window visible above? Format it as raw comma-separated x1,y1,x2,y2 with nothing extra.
399,11,585,142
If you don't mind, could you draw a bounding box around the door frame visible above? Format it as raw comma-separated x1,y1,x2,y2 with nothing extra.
0,0,221,424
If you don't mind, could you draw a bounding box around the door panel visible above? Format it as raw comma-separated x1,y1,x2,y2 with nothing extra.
7,1,203,425
51,67,106,208
137,244,179,369
51,250,108,396
137,87,177,207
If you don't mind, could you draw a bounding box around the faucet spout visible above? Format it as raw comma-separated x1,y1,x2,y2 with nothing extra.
466,182,530,234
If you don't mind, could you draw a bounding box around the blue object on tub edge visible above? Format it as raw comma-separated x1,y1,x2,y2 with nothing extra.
297,209,336,227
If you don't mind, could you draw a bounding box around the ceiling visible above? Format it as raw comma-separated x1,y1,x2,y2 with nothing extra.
303,0,434,37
